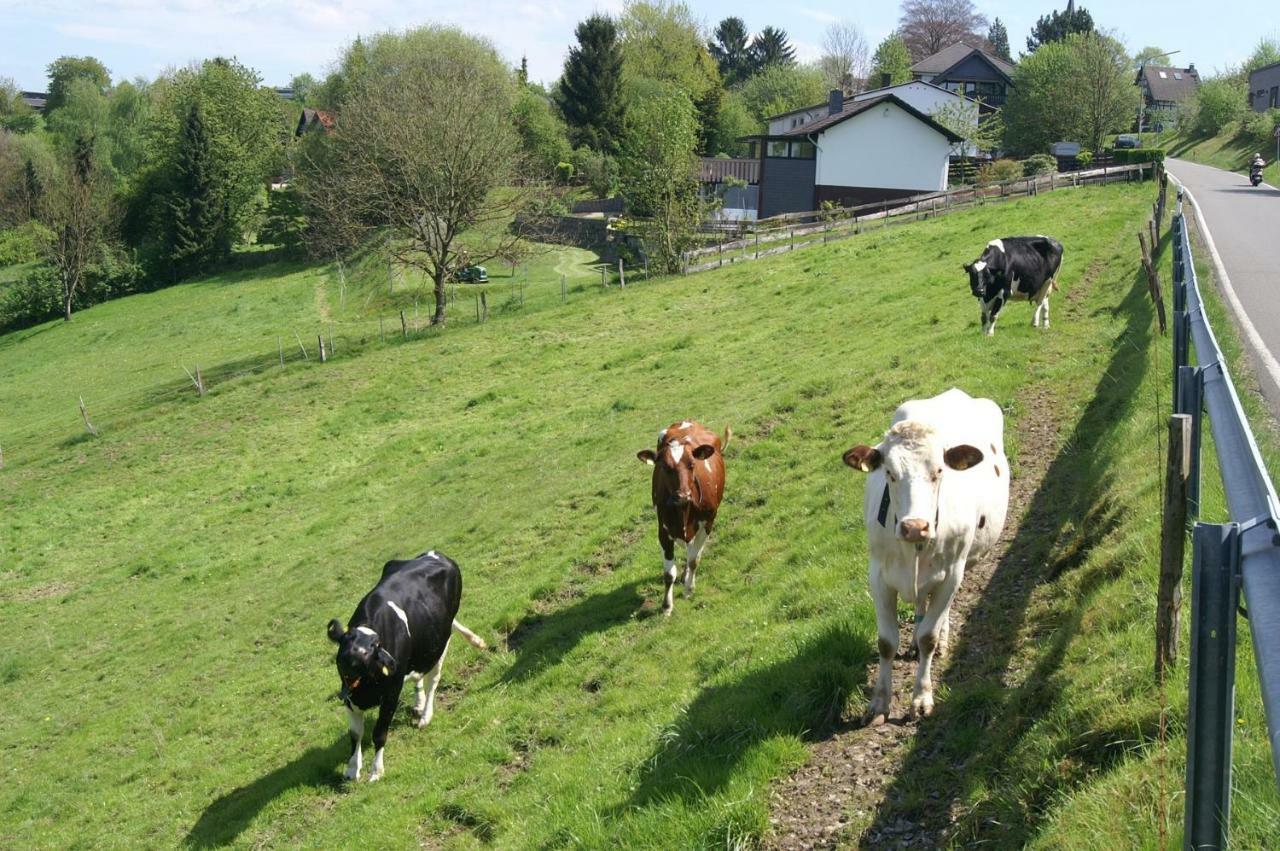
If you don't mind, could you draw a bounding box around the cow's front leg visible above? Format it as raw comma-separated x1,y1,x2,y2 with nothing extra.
865,567,898,726
368,680,404,782
910,563,964,719
683,522,708,598
1040,296,1050,329
936,607,951,658
344,703,364,781
414,639,449,729
659,527,678,615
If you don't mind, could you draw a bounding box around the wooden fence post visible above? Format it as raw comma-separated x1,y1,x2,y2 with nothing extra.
318,335,327,363
561,274,567,302
294,331,309,360
79,396,98,437
481,291,488,322
278,336,284,366
183,365,205,396
400,310,408,338
1157,413,1193,677
618,258,626,287
0,443,4,469
601,266,606,288
1138,231,1168,334
379,317,385,342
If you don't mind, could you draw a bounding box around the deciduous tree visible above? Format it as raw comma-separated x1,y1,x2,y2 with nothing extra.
37,135,113,320
819,22,870,93
45,56,111,113
737,64,828,126
298,27,547,325
898,0,988,61
869,34,914,87
620,89,702,273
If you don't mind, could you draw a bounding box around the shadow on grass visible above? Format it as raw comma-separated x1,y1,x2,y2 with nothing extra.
184,737,346,848
860,261,1158,846
501,578,649,683
624,619,868,808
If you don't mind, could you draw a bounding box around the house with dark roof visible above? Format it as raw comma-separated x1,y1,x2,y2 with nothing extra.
1248,61,1280,112
910,43,1014,111
295,108,335,137
1136,64,1200,111
21,92,47,112
742,90,962,218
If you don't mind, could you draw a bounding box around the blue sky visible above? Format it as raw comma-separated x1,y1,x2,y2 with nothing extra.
0,1,1264,92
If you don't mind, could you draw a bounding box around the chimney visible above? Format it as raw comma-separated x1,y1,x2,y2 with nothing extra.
880,72,891,89
828,89,843,115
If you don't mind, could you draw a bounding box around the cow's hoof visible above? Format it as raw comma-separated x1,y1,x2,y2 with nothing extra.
864,695,890,726
909,693,934,719
416,713,433,729
368,772,383,783
662,606,673,617
344,767,360,782
683,586,694,599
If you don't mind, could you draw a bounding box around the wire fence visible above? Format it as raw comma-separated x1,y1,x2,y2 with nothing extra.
680,162,1157,275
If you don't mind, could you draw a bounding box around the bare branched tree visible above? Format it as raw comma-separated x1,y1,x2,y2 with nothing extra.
297,28,550,325
819,22,871,93
898,0,989,61
38,137,111,321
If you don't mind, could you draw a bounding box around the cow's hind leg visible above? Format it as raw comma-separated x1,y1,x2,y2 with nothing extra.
414,639,449,729
865,568,898,726
683,522,708,599
659,528,678,615
910,564,964,720
344,704,364,781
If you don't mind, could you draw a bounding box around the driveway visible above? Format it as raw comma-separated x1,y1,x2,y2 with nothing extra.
1168,157,1280,408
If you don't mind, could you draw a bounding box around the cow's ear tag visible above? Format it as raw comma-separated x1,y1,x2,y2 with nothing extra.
381,665,390,676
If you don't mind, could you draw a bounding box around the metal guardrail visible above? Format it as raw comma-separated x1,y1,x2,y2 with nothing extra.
1171,197,1280,849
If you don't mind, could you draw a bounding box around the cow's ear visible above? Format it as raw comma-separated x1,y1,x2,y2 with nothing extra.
327,619,344,643
637,449,656,465
943,444,984,471
842,445,882,472
375,647,397,678
962,263,972,273
692,443,715,460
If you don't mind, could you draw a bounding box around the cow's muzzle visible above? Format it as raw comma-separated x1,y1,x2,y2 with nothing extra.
668,493,692,508
899,518,932,543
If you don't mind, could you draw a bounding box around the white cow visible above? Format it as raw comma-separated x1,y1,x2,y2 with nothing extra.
842,388,1010,724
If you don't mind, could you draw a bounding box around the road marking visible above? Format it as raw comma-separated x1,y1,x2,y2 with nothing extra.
1169,173,1280,395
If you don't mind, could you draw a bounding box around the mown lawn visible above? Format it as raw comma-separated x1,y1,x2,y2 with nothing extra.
3,182,1270,848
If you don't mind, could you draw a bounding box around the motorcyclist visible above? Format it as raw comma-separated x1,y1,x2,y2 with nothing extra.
1251,153,1266,171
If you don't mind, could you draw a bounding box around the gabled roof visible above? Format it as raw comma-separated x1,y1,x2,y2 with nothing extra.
911,43,1014,82
764,100,827,123
851,79,977,106
296,108,335,135
20,91,47,111
778,94,963,143
1137,65,1200,103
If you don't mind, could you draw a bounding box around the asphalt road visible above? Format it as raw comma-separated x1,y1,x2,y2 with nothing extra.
1168,157,1280,405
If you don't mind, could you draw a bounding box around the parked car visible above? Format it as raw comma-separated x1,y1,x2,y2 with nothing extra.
1115,134,1141,149
455,265,488,283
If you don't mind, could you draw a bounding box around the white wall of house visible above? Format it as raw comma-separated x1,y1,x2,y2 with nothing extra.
766,106,829,136
853,83,976,156
814,102,951,192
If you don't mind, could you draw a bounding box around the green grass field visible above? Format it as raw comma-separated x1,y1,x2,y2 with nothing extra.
2,182,1276,848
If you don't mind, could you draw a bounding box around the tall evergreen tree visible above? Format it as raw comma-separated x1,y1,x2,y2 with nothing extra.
752,27,796,70
988,18,1011,61
557,15,625,152
1026,4,1094,53
166,103,225,279
709,17,753,86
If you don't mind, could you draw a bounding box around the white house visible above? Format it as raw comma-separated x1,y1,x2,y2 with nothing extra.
747,91,962,218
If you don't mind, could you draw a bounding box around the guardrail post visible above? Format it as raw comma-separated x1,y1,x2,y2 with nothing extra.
1175,365,1204,517
1184,522,1240,851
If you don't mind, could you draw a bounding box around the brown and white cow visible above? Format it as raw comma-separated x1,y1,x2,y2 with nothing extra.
637,420,731,615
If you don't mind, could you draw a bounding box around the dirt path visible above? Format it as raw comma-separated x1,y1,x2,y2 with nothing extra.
764,279,1095,849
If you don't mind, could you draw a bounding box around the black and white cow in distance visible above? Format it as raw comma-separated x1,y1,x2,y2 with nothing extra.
326,550,487,782
963,236,1064,335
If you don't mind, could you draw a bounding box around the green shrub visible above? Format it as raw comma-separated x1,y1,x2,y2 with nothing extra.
1076,150,1094,168
0,221,49,266
1109,147,1165,165
555,161,575,184
0,264,61,330
1023,154,1058,176
1239,108,1280,150
976,158,1023,185
1194,79,1245,135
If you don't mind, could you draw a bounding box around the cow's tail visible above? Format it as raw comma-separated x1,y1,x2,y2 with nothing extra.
722,425,733,451
452,619,488,650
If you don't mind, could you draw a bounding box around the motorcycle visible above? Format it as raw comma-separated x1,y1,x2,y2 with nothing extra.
1250,163,1265,186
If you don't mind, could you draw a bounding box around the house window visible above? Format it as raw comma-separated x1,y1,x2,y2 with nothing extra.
747,140,759,159
790,141,816,160
964,81,978,96
977,81,1002,97
1158,70,1168,78
766,140,789,158
1173,72,1183,80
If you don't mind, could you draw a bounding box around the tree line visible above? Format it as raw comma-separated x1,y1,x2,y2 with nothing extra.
0,0,1228,333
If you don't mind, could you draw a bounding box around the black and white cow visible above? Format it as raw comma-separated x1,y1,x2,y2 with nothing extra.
326,550,487,782
963,236,1064,335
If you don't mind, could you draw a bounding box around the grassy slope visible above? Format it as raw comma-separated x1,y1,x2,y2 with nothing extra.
3,183,1269,848
1166,123,1280,186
